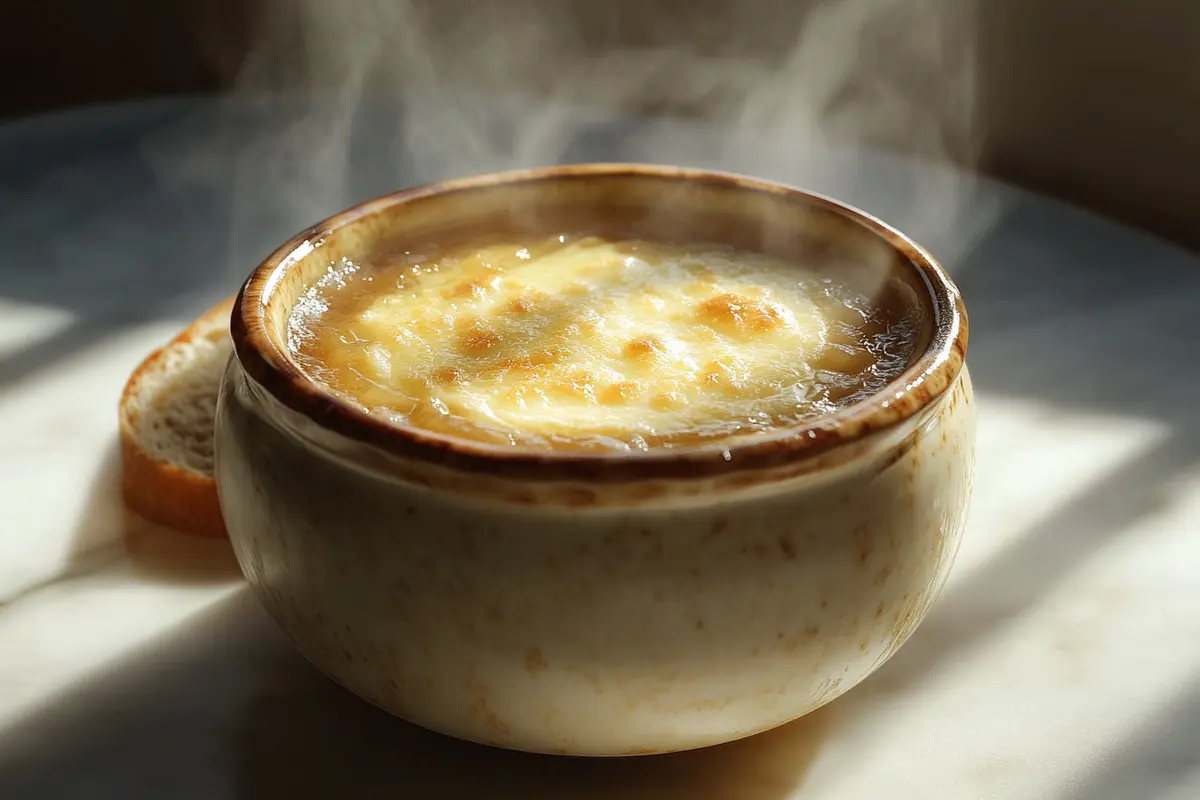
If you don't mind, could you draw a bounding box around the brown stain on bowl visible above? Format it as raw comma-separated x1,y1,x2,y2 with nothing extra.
777,535,797,560
524,647,548,674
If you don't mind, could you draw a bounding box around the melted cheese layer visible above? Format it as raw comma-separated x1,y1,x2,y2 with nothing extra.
290,235,912,451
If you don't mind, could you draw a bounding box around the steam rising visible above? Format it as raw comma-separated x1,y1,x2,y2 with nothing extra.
147,0,993,278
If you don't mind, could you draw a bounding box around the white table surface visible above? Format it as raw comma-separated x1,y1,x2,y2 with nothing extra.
1,96,1198,799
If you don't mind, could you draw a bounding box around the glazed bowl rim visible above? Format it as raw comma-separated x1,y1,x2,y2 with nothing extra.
231,163,968,483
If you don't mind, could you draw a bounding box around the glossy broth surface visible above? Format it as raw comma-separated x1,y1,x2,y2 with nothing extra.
287,233,924,451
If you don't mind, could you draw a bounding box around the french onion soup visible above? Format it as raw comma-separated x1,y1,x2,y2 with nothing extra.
287,229,927,453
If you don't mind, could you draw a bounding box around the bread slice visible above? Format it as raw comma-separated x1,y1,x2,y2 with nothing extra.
119,297,236,538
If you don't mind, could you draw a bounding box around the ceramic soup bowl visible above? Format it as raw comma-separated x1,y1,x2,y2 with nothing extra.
214,163,975,756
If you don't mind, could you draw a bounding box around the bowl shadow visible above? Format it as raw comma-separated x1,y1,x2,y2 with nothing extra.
235,656,834,800
66,435,242,587
0,588,836,800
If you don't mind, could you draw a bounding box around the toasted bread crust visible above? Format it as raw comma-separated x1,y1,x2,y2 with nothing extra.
119,296,236,538
119,435,228,537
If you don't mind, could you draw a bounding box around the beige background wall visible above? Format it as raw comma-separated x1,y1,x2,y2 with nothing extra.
977,0,1200,250
4,0,1198,251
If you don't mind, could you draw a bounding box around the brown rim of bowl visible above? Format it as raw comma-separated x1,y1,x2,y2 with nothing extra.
231,163,968,483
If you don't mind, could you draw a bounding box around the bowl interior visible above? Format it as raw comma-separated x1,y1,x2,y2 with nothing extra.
236,165,964,481
257,167,935,379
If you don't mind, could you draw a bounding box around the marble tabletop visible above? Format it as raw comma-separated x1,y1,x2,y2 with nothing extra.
1,96,1198,799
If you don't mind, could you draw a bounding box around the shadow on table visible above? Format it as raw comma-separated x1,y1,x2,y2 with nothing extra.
948,198,1200,430
855,425,1200,699
0,100,257,391
0,436,240,610
0,590,834,800
1058,676,1200,800
65,435,242,587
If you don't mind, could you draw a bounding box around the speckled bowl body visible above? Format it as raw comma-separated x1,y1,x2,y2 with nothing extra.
214,164,975,756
